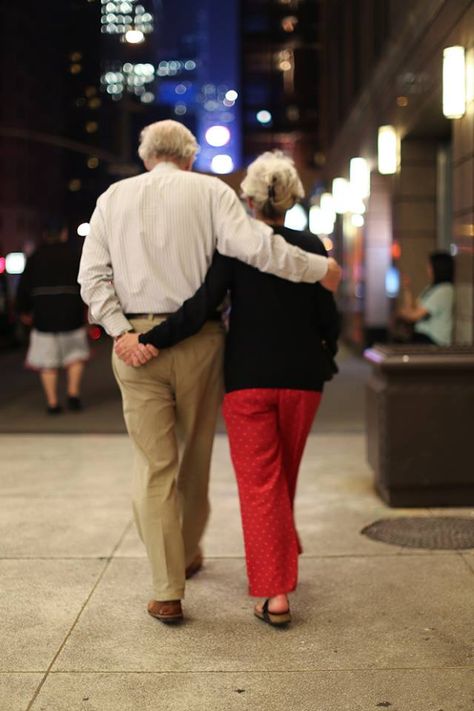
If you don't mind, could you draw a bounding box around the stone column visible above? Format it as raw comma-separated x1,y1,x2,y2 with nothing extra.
364,173,392,340
452,48,474,345
393,139,438,299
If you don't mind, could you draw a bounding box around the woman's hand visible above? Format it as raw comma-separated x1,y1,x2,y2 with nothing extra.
397,303,429,323
114,333,159,367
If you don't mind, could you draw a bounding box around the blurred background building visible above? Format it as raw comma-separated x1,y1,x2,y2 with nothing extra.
0,0,473,347
318,0,474,347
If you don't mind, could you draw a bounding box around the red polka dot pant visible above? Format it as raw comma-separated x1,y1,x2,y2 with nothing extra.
222,388,321,598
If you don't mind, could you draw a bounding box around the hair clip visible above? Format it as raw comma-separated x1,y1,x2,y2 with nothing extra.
267,177,277,201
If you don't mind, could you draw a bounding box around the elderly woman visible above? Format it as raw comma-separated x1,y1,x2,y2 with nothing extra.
116,151,339,626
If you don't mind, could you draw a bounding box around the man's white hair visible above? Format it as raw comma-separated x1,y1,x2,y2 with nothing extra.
138,120,199,163
240,150,305,218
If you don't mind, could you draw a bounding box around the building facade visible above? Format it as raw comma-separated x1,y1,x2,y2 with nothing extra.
240,0,321,188
319,0,474,346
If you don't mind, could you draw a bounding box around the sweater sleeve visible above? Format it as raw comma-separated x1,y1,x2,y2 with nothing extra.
139,252,232,349
16,255,35,314
316,285,341,355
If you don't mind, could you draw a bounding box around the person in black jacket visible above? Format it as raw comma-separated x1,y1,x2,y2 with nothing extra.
115,151,340,626
16,221,90,414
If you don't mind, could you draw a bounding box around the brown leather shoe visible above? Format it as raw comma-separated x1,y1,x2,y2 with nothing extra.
147,599,183,624
185,551,203,579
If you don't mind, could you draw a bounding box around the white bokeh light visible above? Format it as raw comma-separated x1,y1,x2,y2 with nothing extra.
125,29,144,43
205,125,231,147
309,206,334,235
101,0,154,37
211,154,234,174
349,157,371,199
77,223,91,237
443,46,466,119
256,110,272,125
351,214,365,228
284,204,308,231
332,178,351,214
378,125,398,175
6,252,26,275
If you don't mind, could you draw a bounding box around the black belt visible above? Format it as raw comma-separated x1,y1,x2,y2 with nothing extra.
126,311,222,321
125,313,171,319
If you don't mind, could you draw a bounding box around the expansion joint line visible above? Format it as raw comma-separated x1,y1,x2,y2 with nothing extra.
25,520,134,710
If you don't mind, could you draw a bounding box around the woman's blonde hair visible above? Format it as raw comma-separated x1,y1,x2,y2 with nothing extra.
240,150,305,219
138,120,198,163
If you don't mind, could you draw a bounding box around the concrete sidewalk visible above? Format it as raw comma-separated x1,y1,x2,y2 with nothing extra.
0,343,368,435
1,431,473,711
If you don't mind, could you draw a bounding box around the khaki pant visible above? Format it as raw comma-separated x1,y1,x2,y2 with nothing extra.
112,317,224,600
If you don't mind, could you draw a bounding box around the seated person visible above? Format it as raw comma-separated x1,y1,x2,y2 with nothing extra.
397,251,454,345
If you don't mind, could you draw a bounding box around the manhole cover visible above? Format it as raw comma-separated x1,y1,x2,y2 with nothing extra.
361,517,474,550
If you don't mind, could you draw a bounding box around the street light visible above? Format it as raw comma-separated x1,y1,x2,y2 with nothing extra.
350,157,371,199
332,178,351,214
443,46,466,119
378,126,398,175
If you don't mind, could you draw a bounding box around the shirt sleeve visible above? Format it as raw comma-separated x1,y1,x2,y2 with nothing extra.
212,183,328,283
139,252,232,349
78,198,132,337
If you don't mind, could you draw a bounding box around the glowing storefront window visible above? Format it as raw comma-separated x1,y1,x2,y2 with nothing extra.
101,62,156,99
100,0,154,36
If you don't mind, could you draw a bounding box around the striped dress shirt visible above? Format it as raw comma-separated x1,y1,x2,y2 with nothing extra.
78,162,328,336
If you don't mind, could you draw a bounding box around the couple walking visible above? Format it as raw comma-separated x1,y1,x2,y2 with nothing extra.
79,120,341,627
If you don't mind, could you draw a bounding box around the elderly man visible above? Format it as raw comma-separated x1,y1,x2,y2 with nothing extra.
79,120,340,624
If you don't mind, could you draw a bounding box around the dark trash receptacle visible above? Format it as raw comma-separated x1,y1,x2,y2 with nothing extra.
364,345,474,507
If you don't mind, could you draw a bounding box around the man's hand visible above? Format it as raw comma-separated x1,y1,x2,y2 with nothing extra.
320,258,342,293
114,332,159,367
114,332,140,359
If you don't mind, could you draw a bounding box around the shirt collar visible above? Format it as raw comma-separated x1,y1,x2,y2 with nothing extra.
152,161,181,173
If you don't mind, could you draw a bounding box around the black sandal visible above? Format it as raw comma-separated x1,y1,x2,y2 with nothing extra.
254,599,291,627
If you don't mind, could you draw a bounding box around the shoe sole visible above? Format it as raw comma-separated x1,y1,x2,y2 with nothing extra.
148,612,183,624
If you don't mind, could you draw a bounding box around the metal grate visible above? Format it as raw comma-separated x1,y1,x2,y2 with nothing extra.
361,517,474,550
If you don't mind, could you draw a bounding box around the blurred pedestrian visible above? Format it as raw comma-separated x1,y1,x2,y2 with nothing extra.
397,251,455,345
16,220,90,414
116,150,340,627
78,120,341,625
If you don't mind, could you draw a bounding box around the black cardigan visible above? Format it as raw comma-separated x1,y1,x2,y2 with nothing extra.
139,226,340,393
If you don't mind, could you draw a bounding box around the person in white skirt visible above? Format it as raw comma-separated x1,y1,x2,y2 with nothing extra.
16,221,90,414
